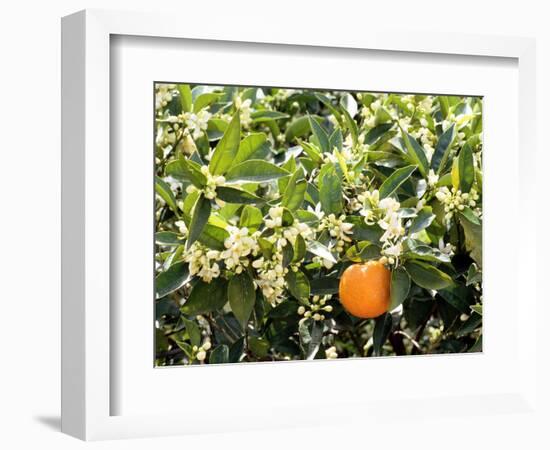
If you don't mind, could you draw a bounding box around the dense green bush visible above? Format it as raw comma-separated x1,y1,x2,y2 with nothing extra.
154,84,482,366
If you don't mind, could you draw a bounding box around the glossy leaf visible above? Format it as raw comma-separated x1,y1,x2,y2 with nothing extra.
228,272,256,329
209,112,241,175
187,194,211,249
379,164,417,198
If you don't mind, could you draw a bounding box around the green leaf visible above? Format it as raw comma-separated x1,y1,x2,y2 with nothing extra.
228,272,256,329
198,224,229,251
315,92,342,118
306,321,324,360
466,264,482,286
364,123,393,145
283,180,307,211
409,207,436,234
248,336,270,358
439,96,450,119
459,213,482,267
155,231,185,246
165,158,207,187
155,176,179,215
155,261,190,298
216,186,262,205
187,194,211,249
378,164,417,198
299,141,323,164
402,131,429,177
345,241,381,262
193,92,220,112
318,164,342,214
308,115,330,153
178,84,192,113
439,285,471,314
404,261,454,290
310,277,339,295
471,304,483,316
286,269,311,301
181,317,201,347
389,267,411,310
457,143,475,193
373,313,392,356
225,160,289,183
293,234,307,262
228,338,245,363
341,106,358,147
239,205,263,231
209,345,229,364
432,124,455,174
329,128,343,151
307,241,337,264
206,118,228,141
209,112,241,175
282,242,294,267
375,107,393,125
233,133,270,166
250,110,289,122
286,116,313,142
459,207,480,225
181,278,228,315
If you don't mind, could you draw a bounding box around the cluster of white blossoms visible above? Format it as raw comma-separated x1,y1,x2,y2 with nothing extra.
411,124,436,161
265,207,314,247
252,252,288,305
155,84,175,110
325,346,338,359
184,242,221,283
297,295,333,325
221,226,260,274
435,186,480,223
234,95,253,128
357,190,406,265
179,109,212,140
359,97,385,128
186,166,226,200
192,340,212,362
318,213,354,253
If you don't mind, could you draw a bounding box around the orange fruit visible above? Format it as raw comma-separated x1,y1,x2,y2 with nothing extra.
338,261,391,318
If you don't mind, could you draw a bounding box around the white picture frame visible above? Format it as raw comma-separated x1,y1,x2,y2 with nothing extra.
61,8,542,442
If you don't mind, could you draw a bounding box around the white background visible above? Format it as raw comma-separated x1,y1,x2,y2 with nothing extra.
1,0,548,449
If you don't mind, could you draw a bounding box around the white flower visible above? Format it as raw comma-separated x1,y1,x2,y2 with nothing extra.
427,169,439,187
378,213,404,243
175,220,188,236
220,226,259,274
253,252,288,305
383,241,403,258
326,346,338,359
235,96,253,128
265,206,284,229
181,109,212,140
318,214,353,251
183,242,221,282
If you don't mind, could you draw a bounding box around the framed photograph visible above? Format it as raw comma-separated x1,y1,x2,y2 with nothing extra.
62,8,541,442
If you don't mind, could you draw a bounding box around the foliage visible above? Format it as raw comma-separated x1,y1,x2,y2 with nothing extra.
154,84,483,365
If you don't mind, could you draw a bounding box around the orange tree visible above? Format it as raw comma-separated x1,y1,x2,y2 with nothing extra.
154,84,482,365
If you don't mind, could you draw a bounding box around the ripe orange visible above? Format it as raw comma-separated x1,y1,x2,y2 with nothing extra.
338,261,391,318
